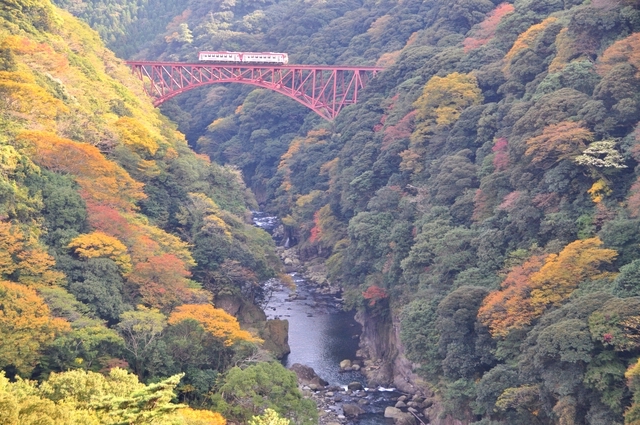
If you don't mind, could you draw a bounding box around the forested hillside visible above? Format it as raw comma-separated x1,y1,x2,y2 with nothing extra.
0,1,320,423
12,0,640,423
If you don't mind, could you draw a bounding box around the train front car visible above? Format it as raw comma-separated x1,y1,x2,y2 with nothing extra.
198,51,242,63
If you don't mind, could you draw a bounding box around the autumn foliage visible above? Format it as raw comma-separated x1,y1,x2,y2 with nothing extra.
597,33,640,77
503,17,557,75
17,131,146,210
463,3,515,52
0,280,70,374
0,221,64,287
479,238,617,336
363,285,389,306
168,304,262,346
68,231,132,273
525,122,594,168
128,254,209,311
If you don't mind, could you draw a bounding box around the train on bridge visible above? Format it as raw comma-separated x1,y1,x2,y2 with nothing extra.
198,51,289,64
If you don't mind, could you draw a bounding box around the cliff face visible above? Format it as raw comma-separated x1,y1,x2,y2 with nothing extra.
216,294,291,359
355,309,424,394
356,309,471,425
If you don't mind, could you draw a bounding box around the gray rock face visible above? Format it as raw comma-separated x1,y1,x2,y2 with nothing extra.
342,403,365,417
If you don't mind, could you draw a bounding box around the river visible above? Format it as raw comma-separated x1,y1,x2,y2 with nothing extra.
264,275,397,424
255,211,399,424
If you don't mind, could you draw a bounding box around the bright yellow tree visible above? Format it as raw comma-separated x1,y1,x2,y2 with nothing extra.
0,221,65,287
68,231,132,273
0,280,70,375
168,304,262,346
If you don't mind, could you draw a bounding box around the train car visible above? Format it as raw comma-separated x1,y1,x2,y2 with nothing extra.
198,51,242,62
198,51,288,64
241,52,288,64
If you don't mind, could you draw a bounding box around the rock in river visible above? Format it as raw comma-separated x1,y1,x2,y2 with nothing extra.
289,363,328,388
342,403,365,417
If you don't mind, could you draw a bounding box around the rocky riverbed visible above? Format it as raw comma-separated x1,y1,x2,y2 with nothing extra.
289,363,431,425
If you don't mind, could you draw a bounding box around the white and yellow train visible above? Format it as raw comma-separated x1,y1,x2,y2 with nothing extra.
198,51,289,64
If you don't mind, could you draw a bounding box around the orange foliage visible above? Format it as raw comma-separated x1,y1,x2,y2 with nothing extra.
548,28,580,73
463,3,515,52
0,280,70,375
168,304,261,346
597,33,640,77
479,238,617,337
503,17,557,75
0,222,64,287
1,35,69,73
362,285,389,306
128,254,207,312
525,122,594,168
17,131,146,211
376,50,402,67
478,255,545,337
86,203,132,239
309,210,322,243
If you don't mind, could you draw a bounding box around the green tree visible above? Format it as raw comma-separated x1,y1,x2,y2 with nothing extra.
211,362,317,425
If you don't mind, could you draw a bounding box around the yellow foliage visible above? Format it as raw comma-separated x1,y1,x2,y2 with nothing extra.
0,70,68,120
529,237,617,312
0,280,71,375
405,72,482,174
115,116,160,156
0,222,64,287
168,304,262,346
413,72,483,127
587,179,611,204
67,231,132,274
174,408,226,425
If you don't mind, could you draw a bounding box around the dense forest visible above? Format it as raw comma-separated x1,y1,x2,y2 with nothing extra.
0,1,318,423
4,0,640,423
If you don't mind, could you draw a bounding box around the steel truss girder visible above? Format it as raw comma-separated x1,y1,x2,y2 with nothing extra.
127,61,383,120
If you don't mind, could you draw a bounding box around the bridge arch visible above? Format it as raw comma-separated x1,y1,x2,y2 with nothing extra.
127,62,383,121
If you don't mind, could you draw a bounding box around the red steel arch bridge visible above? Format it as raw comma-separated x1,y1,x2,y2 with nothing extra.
126,61,384,121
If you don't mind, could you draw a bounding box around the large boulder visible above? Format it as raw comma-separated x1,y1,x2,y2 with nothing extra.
260,319,290,359
385,407,417,425
347,381,363,391
289,363,328,388
342,404,365,417
385,407,404,419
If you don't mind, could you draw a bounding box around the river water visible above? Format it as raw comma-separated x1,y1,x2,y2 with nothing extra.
254,213,398,424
